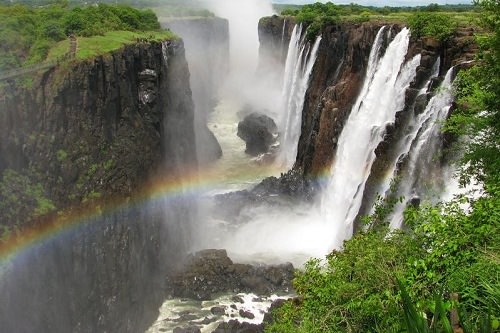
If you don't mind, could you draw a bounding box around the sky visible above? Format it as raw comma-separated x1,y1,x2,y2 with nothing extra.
271,0,472,6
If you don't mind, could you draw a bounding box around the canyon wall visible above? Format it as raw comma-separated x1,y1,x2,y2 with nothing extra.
258,18,476,179
0,40,197,332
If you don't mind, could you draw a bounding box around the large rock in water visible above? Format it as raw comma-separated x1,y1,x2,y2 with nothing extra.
237,112,278,156
165,249,294,300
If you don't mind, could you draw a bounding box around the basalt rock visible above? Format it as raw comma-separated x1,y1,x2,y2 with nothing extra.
165,249,294,300
237,112,278,156
257,18,477,231
213,320,264,333
0,40,197,333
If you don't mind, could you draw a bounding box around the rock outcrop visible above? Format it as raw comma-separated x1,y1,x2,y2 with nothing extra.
166,249,294,301
0,40,197,333
237,112,278,156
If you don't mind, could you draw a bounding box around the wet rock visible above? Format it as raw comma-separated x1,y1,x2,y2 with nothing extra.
165,249,294,300
211,306,227,316
196,124,222,164
173,327,201,333
237,112,278,156
232,295,245,303
239,309,255,319
212,319,263,333
174,313,199,322
414,93,430,115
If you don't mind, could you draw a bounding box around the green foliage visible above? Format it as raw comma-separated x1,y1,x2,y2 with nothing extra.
449,0,500,191
56,149,68,162
0,169,55,230
408,12,457,41
45,30,175,62
399,279,454,333
267,229,419,332
292,2,340,41
0,3,164,71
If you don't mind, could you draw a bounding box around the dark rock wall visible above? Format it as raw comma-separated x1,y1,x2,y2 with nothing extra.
0,40,196,206
296,22,391,177
0,40,197,332
258,19,476,180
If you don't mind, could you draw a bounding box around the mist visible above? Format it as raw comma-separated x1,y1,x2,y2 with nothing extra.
201,0,282,114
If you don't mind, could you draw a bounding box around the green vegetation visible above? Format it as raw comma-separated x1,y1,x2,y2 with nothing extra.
408,12,457,41
0,169,55,235
267,1,500,332
0,2,167,71
279,2,478,41
282,2,340,40
46,30,176,61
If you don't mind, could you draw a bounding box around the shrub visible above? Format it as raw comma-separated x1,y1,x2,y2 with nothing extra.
408,12,457,41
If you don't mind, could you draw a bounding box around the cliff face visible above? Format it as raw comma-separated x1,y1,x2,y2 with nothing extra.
161,17,229,164
258,19,477,179
0,40,197,332
0,40,196,206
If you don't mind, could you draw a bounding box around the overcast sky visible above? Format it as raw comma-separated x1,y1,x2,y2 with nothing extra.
271,0,472,6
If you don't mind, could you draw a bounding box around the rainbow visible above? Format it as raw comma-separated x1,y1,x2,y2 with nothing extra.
0,163,286,266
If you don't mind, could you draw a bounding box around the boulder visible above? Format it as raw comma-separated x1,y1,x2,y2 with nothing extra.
165,249,294,300
237,112,278,156
212,319,263,333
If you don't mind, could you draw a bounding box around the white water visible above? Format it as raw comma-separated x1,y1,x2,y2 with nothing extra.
203,99,278,193
278,24,322,169
146,293,291,333
389,66,457,227
321,27,420,246
370,58,441,216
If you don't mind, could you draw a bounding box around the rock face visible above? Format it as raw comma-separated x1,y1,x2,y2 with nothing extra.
166,249,294,300
237,112,279,156
161,17,229,164
258,19,477,179
0,40,197,333
0,40,196,206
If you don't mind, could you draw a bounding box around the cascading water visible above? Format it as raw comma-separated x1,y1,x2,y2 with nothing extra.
389,65,457,228
278,24,322,169
321,27,421,246
370,58,441,210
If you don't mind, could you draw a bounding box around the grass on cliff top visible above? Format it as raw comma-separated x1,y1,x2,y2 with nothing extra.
47,30,177,62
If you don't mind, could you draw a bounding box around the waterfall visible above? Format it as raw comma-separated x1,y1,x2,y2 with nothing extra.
371,58,441,214
321,27,420,245
389,66,457,228
278,24,322,169
161,41,168,68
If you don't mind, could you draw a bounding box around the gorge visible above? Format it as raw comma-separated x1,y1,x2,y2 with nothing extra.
0,2,480,333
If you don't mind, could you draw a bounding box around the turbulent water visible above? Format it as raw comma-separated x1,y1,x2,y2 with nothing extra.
388,65,457,227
